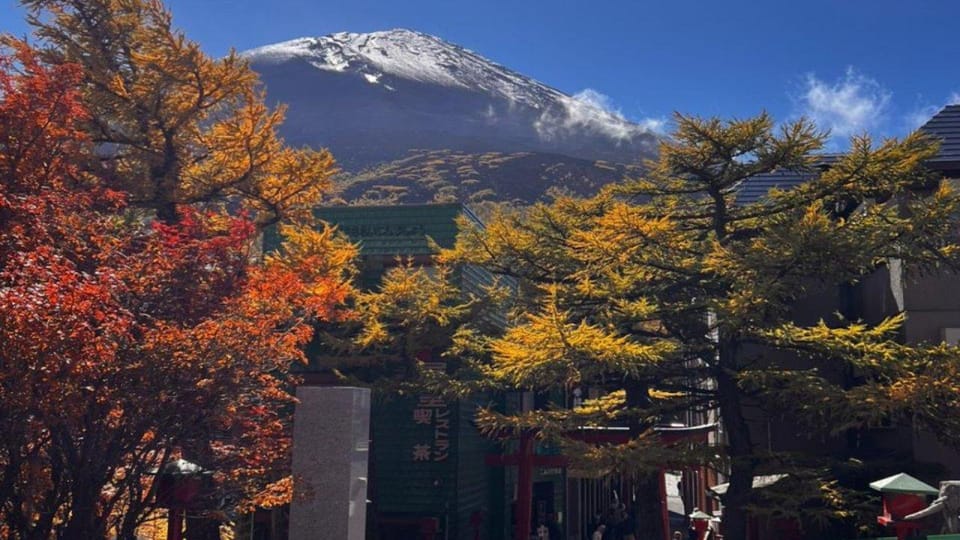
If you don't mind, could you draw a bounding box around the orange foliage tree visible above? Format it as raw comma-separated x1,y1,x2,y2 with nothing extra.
0,36,353,540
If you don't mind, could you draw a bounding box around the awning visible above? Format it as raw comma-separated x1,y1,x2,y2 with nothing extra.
708,474,789,497
869,473,939,495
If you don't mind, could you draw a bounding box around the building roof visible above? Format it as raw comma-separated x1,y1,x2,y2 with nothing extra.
733,154,841,205
314,203,481,257
734,170,817,205
920,104,960,170
735,102,960,204
869,472,939,495
811,153,845,167
708,474,789,496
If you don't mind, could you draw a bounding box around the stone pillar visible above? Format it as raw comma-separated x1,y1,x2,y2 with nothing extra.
289,386,370,540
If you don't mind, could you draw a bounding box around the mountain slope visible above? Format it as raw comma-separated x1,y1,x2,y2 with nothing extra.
242,29,658,173
337,149,642,205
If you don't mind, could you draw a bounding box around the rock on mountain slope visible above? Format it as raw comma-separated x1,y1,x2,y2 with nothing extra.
242,29,658,176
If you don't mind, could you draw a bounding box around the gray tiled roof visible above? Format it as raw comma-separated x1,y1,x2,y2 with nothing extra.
735,101,960,203
919,104,960,168
811,153,844,167
735,170,818,205
733,154,841,205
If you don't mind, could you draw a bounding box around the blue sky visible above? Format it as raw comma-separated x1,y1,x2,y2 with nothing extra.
4,0,960,145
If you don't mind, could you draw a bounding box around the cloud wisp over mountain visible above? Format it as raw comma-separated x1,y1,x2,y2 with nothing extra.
534,88,667,141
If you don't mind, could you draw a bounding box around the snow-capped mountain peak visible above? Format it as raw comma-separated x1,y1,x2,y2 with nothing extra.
241,30,657,169
243,29,562,108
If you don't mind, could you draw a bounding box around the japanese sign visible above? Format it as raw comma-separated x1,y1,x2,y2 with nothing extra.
411,362,450,462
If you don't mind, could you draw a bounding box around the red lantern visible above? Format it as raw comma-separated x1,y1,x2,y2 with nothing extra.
870,473,939,540
689,509,713,540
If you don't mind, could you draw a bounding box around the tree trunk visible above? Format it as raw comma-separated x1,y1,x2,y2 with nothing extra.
156,199,178,223
716,346,754,540
61,488,105,540
185,515,222,540
625,380,667,540
633,472,666,540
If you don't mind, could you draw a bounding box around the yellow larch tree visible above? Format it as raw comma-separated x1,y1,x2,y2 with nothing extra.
448,113,960,539
21,0,334,225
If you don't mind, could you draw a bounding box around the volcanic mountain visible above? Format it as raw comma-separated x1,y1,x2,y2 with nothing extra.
242,29,657,203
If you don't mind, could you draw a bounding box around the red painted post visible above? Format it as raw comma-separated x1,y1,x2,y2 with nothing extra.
167,507,184,540
516,432,534,540
470,510,484,540
693,519,709,540
420,518,439,540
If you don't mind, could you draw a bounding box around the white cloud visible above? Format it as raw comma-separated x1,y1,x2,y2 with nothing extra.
572,88,618,114
534,88,659,141
905,92,960,130
798,67,891,138
638,117,668,135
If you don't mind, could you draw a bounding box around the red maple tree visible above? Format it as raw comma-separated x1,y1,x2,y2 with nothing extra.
0,41,354,539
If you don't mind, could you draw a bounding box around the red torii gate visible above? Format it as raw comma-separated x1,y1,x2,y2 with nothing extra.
485,431,567,540
486,423,716,540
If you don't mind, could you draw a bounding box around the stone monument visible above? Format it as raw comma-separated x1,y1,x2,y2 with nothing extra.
289,386,370,540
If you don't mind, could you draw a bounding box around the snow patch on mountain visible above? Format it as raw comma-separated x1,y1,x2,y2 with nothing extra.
243,29,557,106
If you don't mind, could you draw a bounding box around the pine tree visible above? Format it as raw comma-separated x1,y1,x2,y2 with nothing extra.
449,113,960,539
21,0,335,226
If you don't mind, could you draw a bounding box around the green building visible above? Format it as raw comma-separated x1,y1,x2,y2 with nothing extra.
238,204,567,540
310,204,565,540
